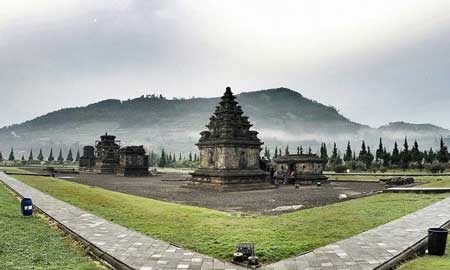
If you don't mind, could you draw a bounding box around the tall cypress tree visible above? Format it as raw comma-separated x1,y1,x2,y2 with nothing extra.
320,143,329,162
400,137,411,168
376,138,384,162
274,146,278,158
0,151,3,162
344,141,352,162
21,155,25,161
285,145,289,155
188,152,193,161
28,149,34,161
265,148,271,160
194,153,198,161
75,149,80,162
37,149,44,162
365,147,374,168
425,147,435,163
358,141,367,161
48,148,54,162
437,137,449,163
410,140,422,163
331,143,338,159
330,143,339,165
336,151,343,165
159,148,167,167
66,149,73,162
8,147,15,161
382,147,391,167
391,142,400,165
57,149,64,163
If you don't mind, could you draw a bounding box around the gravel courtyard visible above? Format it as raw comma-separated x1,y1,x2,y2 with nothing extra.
25,168,384,214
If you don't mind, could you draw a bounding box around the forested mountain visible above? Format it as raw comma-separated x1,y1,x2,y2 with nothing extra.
0,88,448,156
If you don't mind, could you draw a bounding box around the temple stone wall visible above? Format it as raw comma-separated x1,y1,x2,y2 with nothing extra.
276,162,323,174
273,154,328,184
199,146,260,170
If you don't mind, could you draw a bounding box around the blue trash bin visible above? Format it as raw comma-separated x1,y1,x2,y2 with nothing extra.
21,198,33,217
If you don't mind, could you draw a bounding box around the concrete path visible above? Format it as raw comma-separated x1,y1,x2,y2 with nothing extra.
2,172,450,270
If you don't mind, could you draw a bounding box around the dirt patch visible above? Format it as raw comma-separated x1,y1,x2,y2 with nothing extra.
25,167,385,215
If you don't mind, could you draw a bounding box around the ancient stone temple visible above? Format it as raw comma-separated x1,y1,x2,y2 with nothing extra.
94,133,120,174
79,145,96,171
117,146,149,177
272,154,328,185
189,87,270,191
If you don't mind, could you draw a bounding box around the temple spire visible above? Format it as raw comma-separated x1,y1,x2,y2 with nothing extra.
199,87,261,144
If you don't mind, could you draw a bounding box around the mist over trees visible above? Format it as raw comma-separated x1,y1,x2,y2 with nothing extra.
268,136,450,173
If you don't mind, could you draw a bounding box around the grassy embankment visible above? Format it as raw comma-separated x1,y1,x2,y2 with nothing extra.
326,174,450,187
2,167,448,264
400,238,450,270
0,183,103,270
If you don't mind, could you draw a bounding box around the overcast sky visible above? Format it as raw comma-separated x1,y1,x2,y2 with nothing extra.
1,0,450,128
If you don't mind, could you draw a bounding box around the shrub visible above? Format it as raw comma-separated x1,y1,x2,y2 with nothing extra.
426,163,446,174
334,164,348,173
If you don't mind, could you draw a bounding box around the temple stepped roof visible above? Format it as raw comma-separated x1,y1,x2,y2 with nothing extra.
198,87,262,146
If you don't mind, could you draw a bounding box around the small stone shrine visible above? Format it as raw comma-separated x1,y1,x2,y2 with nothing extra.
272,154,328,184
117,145,149,176
189,87,270,191
79,146,96,171
94,133,120,174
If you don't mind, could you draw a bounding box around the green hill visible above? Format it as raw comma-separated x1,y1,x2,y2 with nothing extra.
0,88,447,155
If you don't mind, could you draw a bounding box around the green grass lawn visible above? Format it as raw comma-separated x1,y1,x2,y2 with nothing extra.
6,172,448,264
325,174,382,181
0,184,103,270
400,238,450,270
2,167,37,174
326,174,450,187
420,178,450,188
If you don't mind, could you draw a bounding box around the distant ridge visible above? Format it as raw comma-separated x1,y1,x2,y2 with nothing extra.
0,87,448,154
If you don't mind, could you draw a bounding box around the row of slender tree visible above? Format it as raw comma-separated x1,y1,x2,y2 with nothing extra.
0,148,80,163
264,137,450,171
149,148,199,168
1,146,201,168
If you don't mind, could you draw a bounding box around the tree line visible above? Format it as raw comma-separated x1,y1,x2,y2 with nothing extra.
149,148,199,168
263,137,450,173
0,147,80,164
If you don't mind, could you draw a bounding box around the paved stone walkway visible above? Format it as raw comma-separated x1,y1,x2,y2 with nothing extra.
0,172,244,270
2,172,450,270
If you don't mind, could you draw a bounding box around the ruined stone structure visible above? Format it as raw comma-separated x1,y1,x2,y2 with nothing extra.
272,154,328,184
189,87,270,191
79,146,96,171
117,146,149,177
94,133,120,174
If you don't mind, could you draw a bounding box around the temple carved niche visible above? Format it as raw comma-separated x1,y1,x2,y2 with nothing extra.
94,133,120,174
189,87,271,191
117,145,149,177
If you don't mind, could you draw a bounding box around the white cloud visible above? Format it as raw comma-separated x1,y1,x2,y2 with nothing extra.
0,0,450,128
